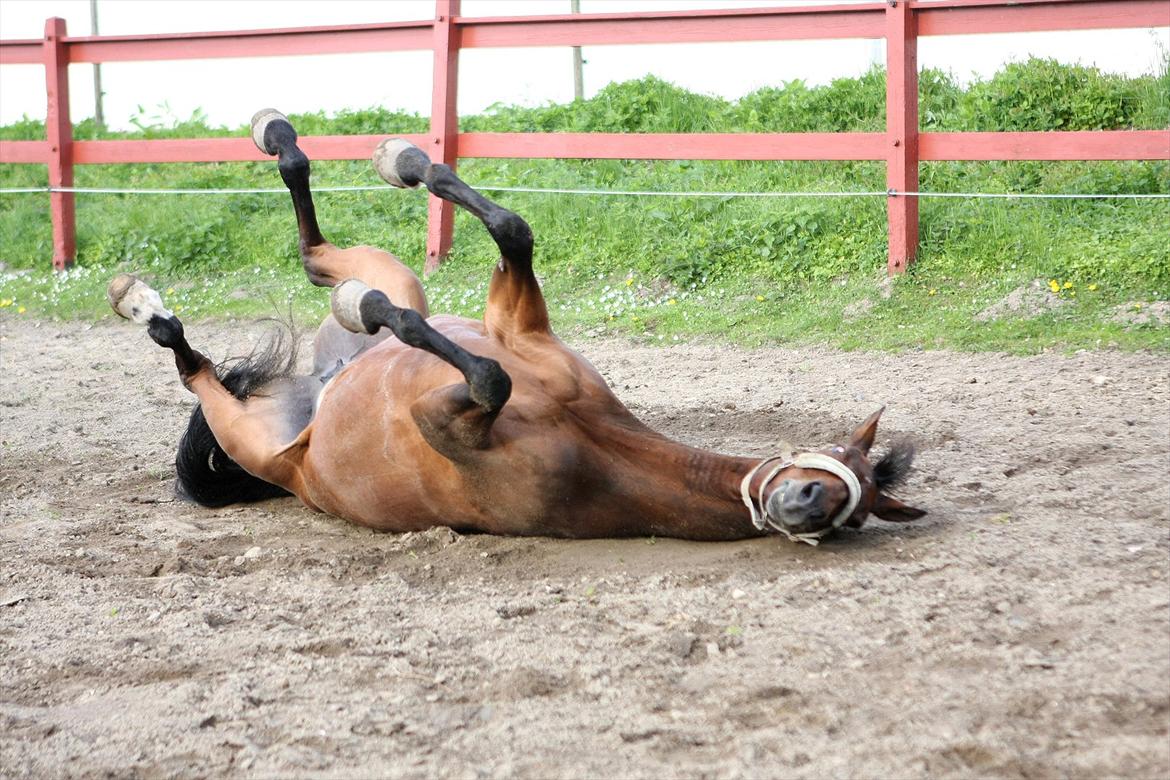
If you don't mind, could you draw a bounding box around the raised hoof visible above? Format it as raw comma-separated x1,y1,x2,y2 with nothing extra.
250,108,291,155
372,138,426,188
331,278,373,334
107,273,172,325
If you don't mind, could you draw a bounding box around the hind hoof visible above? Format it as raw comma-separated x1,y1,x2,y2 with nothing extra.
250,108,290,155
108,273,172,325
373,138,426,188
331,278,373,334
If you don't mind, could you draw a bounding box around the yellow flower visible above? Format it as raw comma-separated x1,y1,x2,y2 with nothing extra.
166,287,175,295
755,295,765,302
174,305,184,312
1088,283,1098,291
667,298,677,305
0,298,12,307
928,288,937,296
1047,279,1060,293
1062,281,1073,290
17,306,26,314
624,277,634,286
1135,303,1143,311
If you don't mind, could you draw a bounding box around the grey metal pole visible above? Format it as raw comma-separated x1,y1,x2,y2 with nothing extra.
571,0,584,100
90,0,104,132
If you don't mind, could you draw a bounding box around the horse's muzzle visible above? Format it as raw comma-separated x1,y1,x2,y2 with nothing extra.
766,479,833,534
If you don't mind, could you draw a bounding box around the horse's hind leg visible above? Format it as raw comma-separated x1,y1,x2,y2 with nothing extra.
373,140,547,338
107,274,308,500
250,109,427,316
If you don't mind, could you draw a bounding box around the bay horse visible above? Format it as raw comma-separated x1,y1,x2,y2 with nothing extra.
108,109,925,544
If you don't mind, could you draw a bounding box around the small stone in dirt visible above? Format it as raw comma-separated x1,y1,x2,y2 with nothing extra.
1090,375,1111,387
663,631,698,659
203,611,233,628
243,546,263,559
496,603,536,619
731,588,747,600
1023,658,1056,670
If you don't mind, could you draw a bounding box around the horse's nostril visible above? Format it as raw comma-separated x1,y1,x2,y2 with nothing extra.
800,481,823,503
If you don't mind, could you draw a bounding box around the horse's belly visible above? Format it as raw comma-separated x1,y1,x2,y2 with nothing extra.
293,330,605,534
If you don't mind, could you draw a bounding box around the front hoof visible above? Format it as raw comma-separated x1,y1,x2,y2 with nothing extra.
107,273,172,325
250,108,291,155
372,138,427,188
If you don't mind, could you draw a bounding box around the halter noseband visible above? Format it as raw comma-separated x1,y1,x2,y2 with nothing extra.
739,452,862,546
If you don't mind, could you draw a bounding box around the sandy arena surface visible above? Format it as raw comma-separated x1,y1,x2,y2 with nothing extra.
1,317,1168,779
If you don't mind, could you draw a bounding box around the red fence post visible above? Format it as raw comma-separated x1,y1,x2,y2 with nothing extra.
44,17,75,270
425,0,460,274
885,0,918,275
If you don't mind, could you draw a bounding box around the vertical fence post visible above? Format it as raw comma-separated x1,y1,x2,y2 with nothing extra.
425,0,460,275
885,0,918,275
44,17,75,270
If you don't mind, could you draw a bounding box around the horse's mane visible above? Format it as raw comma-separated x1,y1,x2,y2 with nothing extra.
174,321,298,507
217,318,299,399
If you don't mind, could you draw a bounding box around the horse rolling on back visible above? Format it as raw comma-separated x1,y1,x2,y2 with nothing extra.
109,109,926,544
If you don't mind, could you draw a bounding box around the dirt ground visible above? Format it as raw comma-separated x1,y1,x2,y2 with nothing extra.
1,317,1168,779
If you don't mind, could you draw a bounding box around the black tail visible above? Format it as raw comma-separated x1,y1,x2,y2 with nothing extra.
174,325,297,507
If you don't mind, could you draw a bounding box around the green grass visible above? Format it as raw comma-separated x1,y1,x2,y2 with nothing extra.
1,59,1168,352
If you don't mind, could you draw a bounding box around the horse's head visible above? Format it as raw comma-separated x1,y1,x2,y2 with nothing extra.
745,407,926,544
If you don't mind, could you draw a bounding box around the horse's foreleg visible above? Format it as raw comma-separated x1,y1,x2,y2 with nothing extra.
374,139,549,337
108,275,306,494
331,279,512,415
251,110,427,317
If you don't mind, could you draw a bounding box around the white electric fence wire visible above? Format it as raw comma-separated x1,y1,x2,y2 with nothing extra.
0,185,1166,199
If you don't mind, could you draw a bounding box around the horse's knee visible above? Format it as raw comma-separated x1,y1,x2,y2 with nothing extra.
300,253,333,287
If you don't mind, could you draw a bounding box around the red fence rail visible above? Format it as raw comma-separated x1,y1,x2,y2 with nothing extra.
1,0,1167,273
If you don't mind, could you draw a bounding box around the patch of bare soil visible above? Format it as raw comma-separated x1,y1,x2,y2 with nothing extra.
2,318,1168,779
976,279,1068,322
1112,301,1170,327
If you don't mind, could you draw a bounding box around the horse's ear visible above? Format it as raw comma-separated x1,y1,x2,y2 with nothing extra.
872,493,927,523
849,406,885,454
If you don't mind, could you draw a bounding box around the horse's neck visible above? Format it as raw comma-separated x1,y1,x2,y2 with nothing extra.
591,418,763,541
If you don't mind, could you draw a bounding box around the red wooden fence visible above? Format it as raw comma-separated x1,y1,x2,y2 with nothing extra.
1,0,1167,273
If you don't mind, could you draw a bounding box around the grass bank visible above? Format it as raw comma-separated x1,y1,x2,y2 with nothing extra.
1,60,1167,352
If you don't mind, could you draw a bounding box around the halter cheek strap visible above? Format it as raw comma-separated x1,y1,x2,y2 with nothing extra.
739,452,863,546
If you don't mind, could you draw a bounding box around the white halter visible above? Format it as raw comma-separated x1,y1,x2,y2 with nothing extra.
739,452,863,546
